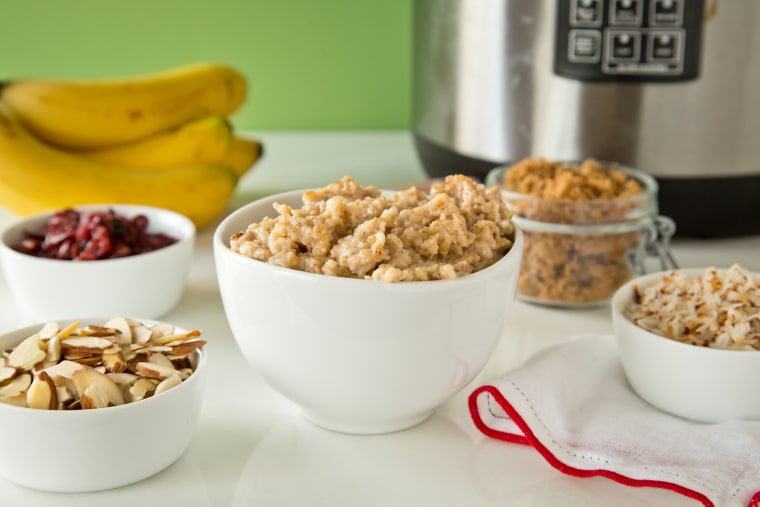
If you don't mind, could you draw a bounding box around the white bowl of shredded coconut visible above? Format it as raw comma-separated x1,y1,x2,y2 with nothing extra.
612,264,760,423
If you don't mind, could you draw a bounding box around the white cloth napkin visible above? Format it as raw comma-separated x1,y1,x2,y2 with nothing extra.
468,334,760,507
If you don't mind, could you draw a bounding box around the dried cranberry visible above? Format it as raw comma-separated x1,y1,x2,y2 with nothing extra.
12,208,179,261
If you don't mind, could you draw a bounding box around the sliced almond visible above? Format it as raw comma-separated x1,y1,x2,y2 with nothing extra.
61,336,114,351
78,324,120,338
42,360,87,384
0,395,27,407
147,352,175,370
145,345,172,353
56,321,80,339
81,385,111,409
35,360,57,372
38,321,59,340
62,348,98,360
56,385,73,407
63,352,102,366
79,393,96,409
72,369,124,409
148,322,175,341
7,334,46,370
170,339,207,358
154,373,182,395
107,372,139,386
46,335,62,363
152,329,202,346
0,365,16,383
102,350,127,373
127,377,157,402
62,348,100,359
0,372,31,397
135,361,178,379
26,371,57,410
103,317,132,345
131,324,153,344
122,347,139,363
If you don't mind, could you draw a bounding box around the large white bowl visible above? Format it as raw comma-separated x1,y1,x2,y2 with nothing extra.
0,318,207,492
213,189,523,434
0,204,195,320
612,268,760,423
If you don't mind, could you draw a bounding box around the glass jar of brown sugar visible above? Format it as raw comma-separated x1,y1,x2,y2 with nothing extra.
486,158,676,308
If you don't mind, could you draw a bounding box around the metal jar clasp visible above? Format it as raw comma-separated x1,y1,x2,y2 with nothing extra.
626,215,679,276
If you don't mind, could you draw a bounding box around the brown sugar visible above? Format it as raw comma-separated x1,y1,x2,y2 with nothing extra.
501,158,648,305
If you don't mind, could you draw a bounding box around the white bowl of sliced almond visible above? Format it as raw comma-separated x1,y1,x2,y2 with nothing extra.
0,316,207,492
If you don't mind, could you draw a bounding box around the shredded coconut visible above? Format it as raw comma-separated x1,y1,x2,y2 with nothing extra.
624,264,760,350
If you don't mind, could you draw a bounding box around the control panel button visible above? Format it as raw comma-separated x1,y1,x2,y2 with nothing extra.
571,0,603,27
648,30,683,63
568,29,602,62
610,0,643,26
606,30,641,61
650,0,683,25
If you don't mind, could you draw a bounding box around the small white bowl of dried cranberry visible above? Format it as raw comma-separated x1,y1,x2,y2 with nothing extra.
0,205,195,320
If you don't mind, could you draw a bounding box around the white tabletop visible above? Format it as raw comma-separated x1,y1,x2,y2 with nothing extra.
1,131,758,506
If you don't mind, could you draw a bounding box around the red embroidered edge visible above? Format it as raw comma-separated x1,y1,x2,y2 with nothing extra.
468,384,722,507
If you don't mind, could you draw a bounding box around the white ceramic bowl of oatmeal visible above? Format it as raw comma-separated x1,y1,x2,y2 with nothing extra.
213,176,523,434
0,317,207,492
612,265,760,423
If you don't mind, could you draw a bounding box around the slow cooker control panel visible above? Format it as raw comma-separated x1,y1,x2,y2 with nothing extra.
554,0,704,81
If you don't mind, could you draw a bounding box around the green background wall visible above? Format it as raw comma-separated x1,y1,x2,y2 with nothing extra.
0,0,412,131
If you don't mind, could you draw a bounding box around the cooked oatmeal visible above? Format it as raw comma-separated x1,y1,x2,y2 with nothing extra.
230,175,515,282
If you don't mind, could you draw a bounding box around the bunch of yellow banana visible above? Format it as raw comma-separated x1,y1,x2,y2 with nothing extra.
0,62,262,228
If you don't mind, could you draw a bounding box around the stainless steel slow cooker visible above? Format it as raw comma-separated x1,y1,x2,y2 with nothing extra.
413,0,760,237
